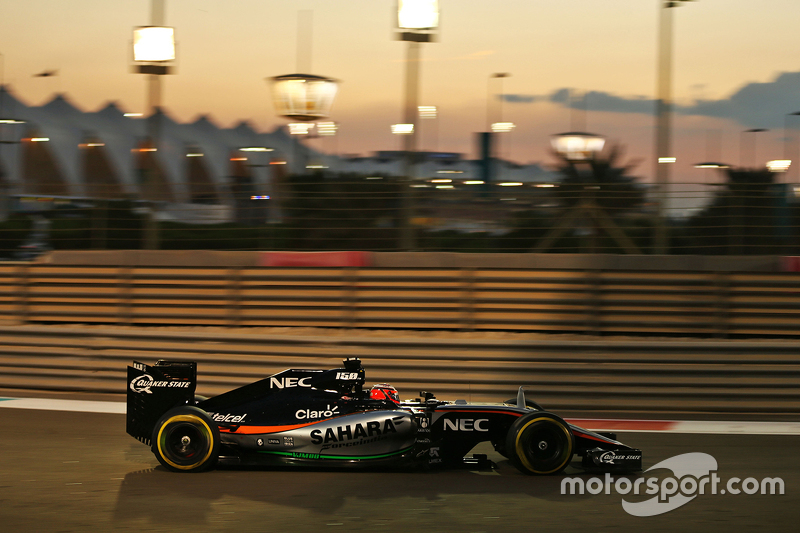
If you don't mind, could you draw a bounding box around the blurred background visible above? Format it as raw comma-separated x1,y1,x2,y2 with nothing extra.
2,0,800,257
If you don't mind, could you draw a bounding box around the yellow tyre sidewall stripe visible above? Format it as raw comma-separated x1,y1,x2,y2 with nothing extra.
515,417,573,474
157,414,215,471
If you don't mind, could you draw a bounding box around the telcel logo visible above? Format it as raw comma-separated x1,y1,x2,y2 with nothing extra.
209,413,247,423
443,418,489,432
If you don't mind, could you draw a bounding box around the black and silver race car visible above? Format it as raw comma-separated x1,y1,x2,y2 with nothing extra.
126,358,642,475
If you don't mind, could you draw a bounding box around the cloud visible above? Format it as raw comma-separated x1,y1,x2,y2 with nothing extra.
499,71,800,129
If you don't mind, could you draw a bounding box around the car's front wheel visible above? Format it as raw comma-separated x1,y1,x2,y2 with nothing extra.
151,406,219,472
505,412,574,475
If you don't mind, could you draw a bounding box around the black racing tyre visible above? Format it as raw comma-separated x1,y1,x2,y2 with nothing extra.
151,406,220,472
505,412,574,475
193,395,209,405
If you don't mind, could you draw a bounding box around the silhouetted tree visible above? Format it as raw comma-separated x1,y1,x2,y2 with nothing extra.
679,168,789,255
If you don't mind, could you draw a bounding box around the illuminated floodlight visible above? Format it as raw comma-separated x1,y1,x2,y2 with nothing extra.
30,137,50,142
250,195,271,200
694,162,729,169
124,112,144,118
317,121,338,136
79,142,105,148
392,123,414,135
0,118,25,124
535,183,557,188
271,74,339,121
306,164,329,169
419,106,437,119
491,122,516,133
366,176,383,180
430,178,452,183
239,146,274,152
288,123,314,135
186,152,204,157
398,0,439,30
551,132,605,162
499,182,523,187
658,157,677,164
436,185,454,189
464,180,484,185
767,159,791,173
133,26,175,62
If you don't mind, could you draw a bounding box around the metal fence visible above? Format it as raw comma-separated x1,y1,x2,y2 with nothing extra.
2,263,800,337
0,325,798,416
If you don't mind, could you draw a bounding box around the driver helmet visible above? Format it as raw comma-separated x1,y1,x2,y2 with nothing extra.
370,383,400,404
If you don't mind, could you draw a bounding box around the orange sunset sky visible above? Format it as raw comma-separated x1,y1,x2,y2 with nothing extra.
2,0,800,184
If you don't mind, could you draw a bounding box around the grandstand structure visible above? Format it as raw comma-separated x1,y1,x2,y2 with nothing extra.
0,86,555,223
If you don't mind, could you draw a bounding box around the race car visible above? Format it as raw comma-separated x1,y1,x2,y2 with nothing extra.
126,358,642,475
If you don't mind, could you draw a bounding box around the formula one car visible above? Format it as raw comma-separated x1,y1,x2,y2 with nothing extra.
126,358,642,475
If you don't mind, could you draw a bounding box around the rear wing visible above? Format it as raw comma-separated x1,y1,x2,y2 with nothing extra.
126,360,197,445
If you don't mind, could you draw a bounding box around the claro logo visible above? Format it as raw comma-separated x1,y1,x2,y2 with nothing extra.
270,377,312,389
443,418,489,432
296,405,339,420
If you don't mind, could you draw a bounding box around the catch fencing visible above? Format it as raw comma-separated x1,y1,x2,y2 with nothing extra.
2,263,800,337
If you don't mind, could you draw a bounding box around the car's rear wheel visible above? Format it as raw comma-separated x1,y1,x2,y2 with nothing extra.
152,406,219,472
505,412,574,475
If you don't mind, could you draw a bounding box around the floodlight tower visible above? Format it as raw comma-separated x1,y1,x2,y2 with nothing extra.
133,0,175,149
396,0,439,250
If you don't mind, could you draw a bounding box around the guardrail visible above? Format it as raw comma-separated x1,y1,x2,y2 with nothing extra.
2,263,800,337
1,325,798,416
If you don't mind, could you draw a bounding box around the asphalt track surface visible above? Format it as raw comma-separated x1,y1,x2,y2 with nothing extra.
1,396,797,533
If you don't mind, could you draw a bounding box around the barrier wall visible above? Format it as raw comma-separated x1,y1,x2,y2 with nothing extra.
0,325,798,416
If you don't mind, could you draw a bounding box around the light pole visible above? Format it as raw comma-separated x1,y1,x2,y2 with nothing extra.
740,128,767,168
396,0,439,250
654,0,694,254
132,0,175,249
270,74,338,173
783,112,800,185
1,53,27,220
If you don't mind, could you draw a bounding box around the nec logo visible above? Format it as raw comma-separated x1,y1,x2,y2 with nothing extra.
443,418,489,432
269,377,312,389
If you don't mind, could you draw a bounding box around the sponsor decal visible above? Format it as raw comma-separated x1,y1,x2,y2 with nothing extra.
418,417,430,429
292,452,320,459
129,374,190,394
443,418,489,432
283,436,294,447
269,376,312,389
310,417,401,450
257,439,264,447
133,362,146,372
599,451,642,464
296,404,339,420
207,412,247,423
429,447,442,464
561,452,785,517
336,372,360,381
267,438,280,445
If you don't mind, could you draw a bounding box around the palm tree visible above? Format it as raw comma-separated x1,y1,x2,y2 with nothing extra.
534,144,647,253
